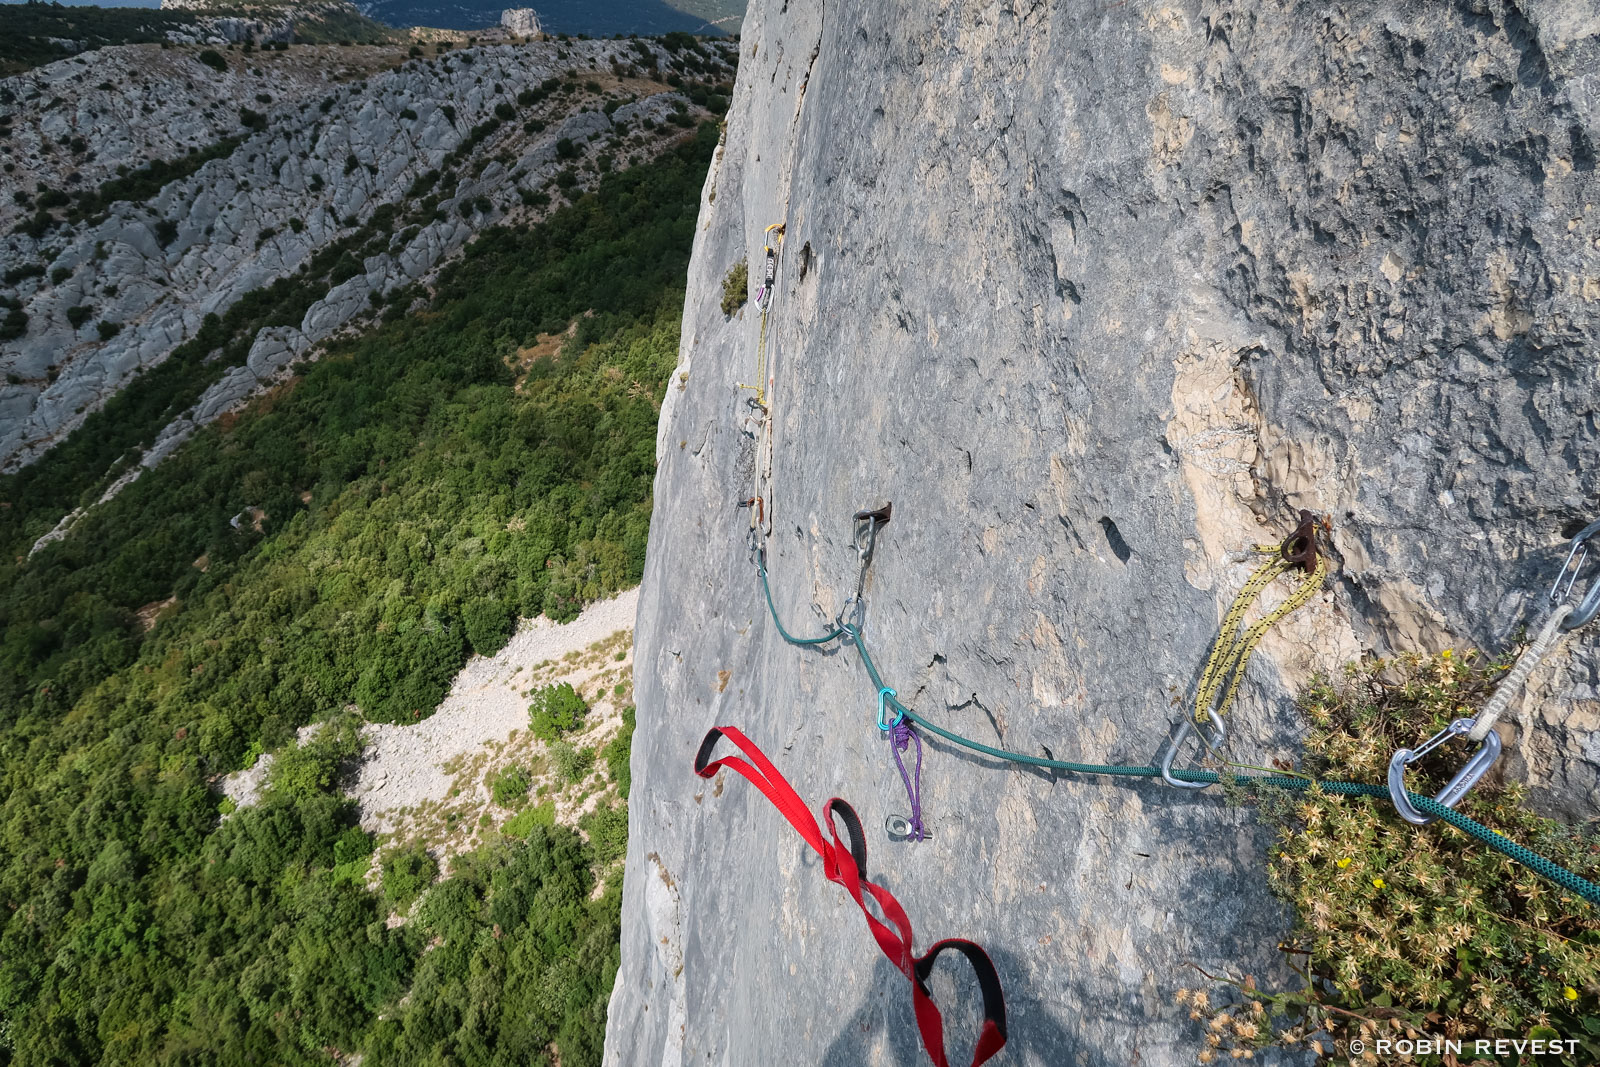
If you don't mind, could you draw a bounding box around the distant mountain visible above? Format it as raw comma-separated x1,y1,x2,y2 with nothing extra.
359,0,742,35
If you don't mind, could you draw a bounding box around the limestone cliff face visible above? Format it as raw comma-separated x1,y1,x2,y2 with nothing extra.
608,1,1600,1063
0,38,726,474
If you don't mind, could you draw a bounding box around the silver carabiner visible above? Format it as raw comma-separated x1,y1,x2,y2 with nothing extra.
835,596,861,643
1550,519,1600,630
1160,710,1227,789
1386,717,1503,826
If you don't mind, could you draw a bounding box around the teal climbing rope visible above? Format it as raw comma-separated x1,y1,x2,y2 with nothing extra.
755,562,1600,907
759,562,848,646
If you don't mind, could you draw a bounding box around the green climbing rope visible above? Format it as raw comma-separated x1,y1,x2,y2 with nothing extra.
755,563,1600,907
759,563,848,646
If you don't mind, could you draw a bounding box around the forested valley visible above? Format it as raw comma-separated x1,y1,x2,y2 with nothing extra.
0,118,720,1066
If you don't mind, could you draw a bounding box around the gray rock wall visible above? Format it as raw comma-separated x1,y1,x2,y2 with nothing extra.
608,1,1600,1064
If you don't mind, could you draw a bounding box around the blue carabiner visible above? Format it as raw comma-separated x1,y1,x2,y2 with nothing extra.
876,686,903,731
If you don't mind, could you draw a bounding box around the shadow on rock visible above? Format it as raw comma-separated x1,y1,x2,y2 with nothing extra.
818,946,1095,1067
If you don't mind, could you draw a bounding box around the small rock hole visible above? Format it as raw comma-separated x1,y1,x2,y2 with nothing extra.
1099,517,1133,564
799,241,813,281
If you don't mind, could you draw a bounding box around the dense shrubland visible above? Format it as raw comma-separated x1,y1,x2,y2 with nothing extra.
0,120,718,1065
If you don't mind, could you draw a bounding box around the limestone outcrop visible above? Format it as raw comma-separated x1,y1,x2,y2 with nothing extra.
500,8,542,38
606,1,1600,1063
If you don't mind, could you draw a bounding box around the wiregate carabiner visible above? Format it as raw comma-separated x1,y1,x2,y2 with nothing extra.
1160,710,1227,789
1386,717,1503,826
1550,519,1600,631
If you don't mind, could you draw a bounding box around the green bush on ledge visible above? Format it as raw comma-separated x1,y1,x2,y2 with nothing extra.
1187,651,1600,1064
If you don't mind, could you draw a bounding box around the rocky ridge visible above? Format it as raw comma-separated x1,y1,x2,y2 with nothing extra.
0,34,736,485
0,42,408,233
606,1,1600,1064
155,1,373,47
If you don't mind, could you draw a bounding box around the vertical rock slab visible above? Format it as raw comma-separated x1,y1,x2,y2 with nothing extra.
608,1,1600,1064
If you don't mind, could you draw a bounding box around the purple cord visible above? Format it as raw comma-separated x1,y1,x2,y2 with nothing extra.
888,721,926,841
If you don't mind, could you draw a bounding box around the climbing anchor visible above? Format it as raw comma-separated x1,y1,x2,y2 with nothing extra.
754,222,784,309
751,505,1600,904
1278,509,1325,571
885,813,931,842
1161,511,1327,789
835,503,893,638
735,495,765,526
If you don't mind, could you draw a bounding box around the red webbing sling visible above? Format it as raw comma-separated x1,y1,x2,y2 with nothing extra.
694,726,1008,1067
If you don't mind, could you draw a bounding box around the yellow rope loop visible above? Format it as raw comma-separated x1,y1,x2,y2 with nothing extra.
1193,546,1328,727
747,223,785,411
754,309,769,408
1194,555,1289,714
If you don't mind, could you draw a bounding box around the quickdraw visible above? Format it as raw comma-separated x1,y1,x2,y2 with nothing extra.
736,222,785,410
695,726,1005,1067
737,222,785,548
1387,517,1600,825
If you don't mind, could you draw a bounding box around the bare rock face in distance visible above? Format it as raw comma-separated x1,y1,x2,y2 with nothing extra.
500,7,543,37
0,38,718,474
607,0,1600,1064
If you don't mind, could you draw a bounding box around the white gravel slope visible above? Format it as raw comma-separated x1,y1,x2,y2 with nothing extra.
351,587,638,832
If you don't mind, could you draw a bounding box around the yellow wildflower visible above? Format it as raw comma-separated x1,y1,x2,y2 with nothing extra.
1372,877,1385,889
1564,986,1579,1001
1336,857,1352,870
